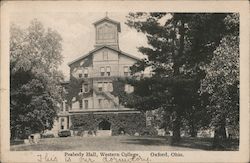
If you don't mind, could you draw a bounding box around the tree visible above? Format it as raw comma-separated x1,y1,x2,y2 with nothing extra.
125,13,230,143
200,14,239,148
10,19,64,139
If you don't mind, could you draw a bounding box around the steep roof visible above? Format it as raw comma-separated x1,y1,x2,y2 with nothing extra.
93,17,121,32
68,46,141,66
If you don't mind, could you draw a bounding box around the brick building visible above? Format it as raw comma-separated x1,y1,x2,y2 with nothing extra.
51,16,147,136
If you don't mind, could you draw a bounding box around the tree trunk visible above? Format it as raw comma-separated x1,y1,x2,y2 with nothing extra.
213,119,227,149
190,121,197,137
171,111,181,145
169,17,185,145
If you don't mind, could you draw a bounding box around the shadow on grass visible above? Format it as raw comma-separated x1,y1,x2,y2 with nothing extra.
121,136,239,151
10,140,24,146
121,136,168,146
172,137,213,150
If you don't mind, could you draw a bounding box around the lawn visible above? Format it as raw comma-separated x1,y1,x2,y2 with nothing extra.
10,136,238,151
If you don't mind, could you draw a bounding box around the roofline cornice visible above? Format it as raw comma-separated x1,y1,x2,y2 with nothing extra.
68,46,142,66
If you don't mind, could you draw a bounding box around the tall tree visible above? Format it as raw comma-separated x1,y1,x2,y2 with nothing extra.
10,19,64,139
200,14,239,148
125,13,229,143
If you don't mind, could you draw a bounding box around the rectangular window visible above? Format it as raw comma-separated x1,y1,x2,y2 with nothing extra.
84,69,88,78
83,84,89,93
103,82,108,91
98,82,103,91
106,66,111,76
61,118,65,130
80,88,83,93
100,67,105,76
84,100,88,109
79,73,82,78
65,104,69,111
125,84,134,93
61,102,64,112
63,87,69,94
108,82,113,92
98,99,103,108
124,66,129,76
79,100,83,109
103,51,108,60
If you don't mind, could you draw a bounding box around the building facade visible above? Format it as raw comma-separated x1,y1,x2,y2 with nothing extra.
52,16,147,136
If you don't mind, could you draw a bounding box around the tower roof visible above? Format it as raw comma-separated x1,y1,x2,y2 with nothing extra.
93,17,121,32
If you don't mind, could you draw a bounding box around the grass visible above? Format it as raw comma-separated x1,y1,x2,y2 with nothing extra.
10,136,239,151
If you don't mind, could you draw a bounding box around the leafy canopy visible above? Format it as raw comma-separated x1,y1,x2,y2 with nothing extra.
10,19,64,139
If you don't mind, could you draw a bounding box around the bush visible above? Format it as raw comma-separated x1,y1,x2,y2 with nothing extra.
76,130,84,136
140,126,158,136
70,113,146,136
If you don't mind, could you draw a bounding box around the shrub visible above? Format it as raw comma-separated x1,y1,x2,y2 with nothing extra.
70,113,146,136
140,126,158,136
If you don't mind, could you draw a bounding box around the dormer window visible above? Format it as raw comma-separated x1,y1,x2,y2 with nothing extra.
84,69,88,78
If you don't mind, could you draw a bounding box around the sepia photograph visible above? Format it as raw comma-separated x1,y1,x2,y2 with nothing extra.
1,1,249,163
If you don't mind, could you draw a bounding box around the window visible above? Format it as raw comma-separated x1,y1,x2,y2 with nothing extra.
98,82,103,91
103,82,108,91
106,66,111,76
124,66,129,76
61,102,64,112
79,73,82,78
83,84,89,93
61,118,65,130
125,84,134,93
63,87,69,94
79,100,83,109
84,100,88,109
98,25,115,40
108,82,113,92
84,69,88,78
80,88,83,93
103,51,108,60
100,67,105,76
98,99,103,108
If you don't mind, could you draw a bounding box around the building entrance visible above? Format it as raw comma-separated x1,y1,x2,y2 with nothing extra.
98,120,111,130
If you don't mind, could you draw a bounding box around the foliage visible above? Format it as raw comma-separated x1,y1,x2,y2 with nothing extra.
125,13,235,143
200,14,239,148
70,113,146,136
10,19,64,139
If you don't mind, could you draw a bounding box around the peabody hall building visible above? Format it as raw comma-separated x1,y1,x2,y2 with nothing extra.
51,16,149,136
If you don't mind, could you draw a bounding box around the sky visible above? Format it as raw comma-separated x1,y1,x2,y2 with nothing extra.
10,12,148,79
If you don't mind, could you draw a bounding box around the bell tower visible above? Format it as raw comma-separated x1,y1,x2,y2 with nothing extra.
93,15,121,50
